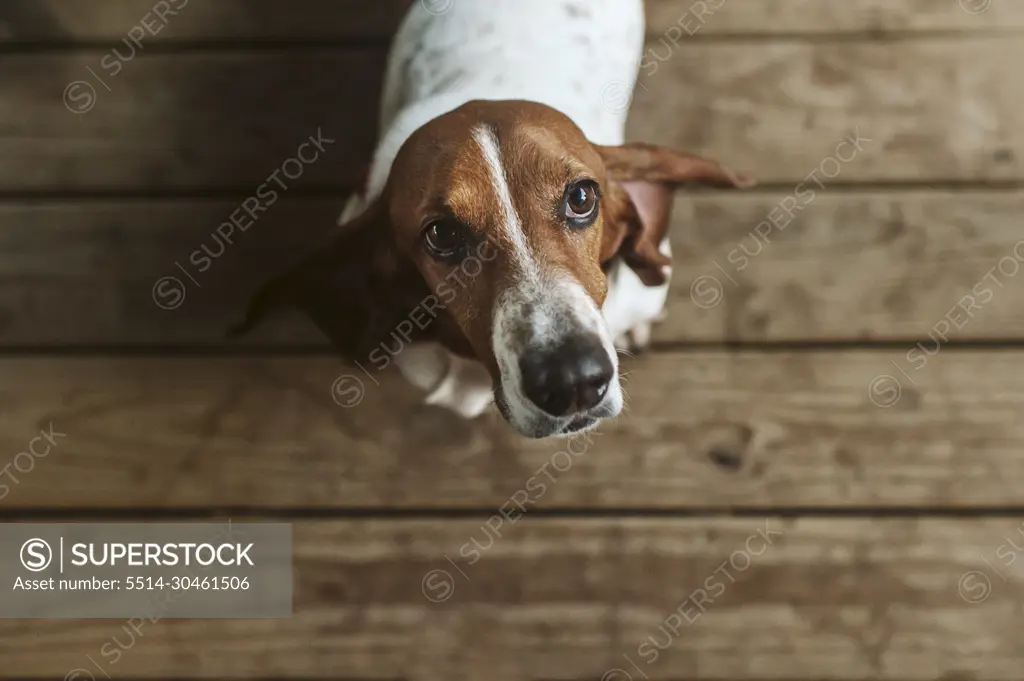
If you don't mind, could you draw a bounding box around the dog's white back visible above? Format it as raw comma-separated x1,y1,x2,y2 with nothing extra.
361,0,646,204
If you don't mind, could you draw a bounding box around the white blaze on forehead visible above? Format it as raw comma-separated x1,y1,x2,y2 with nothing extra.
471,125,538,277
474,125,621,435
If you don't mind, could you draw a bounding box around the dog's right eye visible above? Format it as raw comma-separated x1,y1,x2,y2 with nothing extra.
422,220,466,261
562,180,600,228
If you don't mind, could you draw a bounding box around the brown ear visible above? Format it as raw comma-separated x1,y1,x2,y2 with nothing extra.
228,199,429,359
597,143,754,287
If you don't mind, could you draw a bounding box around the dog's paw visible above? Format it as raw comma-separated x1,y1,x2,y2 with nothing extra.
422,351,494,419
614,321,653,354
425,379,494,418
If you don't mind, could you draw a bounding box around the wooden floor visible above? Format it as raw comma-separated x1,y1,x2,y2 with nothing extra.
3,1,1024,679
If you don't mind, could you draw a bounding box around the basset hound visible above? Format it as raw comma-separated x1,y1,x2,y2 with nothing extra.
233,0,752,438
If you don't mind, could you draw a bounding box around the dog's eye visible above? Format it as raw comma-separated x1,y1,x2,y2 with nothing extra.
563,180,600,226
422,220,465,260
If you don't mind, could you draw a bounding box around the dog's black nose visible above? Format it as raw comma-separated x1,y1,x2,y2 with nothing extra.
518,336,614,417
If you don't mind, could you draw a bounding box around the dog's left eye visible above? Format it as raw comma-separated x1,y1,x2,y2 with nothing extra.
422,220,466,261
563,180,599,226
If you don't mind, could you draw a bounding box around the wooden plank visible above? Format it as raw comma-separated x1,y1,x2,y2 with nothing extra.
0,198,339,347
2,518,1022,679
4,0,1021,43
629,37,1023,184
663,189,1024,342
647,0,1024,34
0,0,410,42
2,351,1022,509
0,191,1021,347
1,52,385,191
3,37,1021,192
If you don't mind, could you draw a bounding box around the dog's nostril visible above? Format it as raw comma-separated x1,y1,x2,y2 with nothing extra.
577,373,610,411
538,387,575,418
575,353,613,411
518,337,614,417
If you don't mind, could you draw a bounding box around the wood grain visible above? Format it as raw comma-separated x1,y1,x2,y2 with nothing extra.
629,37,1022,184
1,52,385,191
646,0,1024,35
1,191,1021,347
2,518,1022,679
2,5,1018,681
664,189,1024,342
0,198,340,347
0,0,410,42
2,351,1022,509
3,0,1020,43
4,37,1021,192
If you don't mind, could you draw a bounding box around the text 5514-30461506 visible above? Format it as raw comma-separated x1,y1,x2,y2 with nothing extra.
126,576,251,590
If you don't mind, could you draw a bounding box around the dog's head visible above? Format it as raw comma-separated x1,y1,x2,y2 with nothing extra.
233,100,751,437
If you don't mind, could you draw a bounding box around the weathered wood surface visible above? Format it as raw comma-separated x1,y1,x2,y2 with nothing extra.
4,37,1021,192
2,519,1022,679
0,198,339,347
1,191,1021,347
2,351,1021,509
0,0,410,42
647,0,1024,34
2,3,1020,681
1,52,384,191
3,0,1021,43
629,37,1022,184
665,189,1024,342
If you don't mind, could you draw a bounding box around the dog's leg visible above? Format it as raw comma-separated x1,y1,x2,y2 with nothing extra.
394,343,494,419
603,238,671,353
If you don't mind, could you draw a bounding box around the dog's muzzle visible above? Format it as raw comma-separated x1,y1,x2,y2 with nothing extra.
493,279,623,438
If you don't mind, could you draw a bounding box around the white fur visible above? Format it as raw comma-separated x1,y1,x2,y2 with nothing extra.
471,125,538,278
364,0,646,200
493,273,624,437
603,239,672,351
395,343,494,419
345,0,668,428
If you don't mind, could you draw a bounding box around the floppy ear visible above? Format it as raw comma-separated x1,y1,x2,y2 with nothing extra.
228,198,430,359
597,143,755,287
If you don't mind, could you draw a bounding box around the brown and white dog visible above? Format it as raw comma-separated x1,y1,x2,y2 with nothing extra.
233,0,752,438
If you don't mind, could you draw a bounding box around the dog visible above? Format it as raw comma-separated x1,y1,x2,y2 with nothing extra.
232,0,752,438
